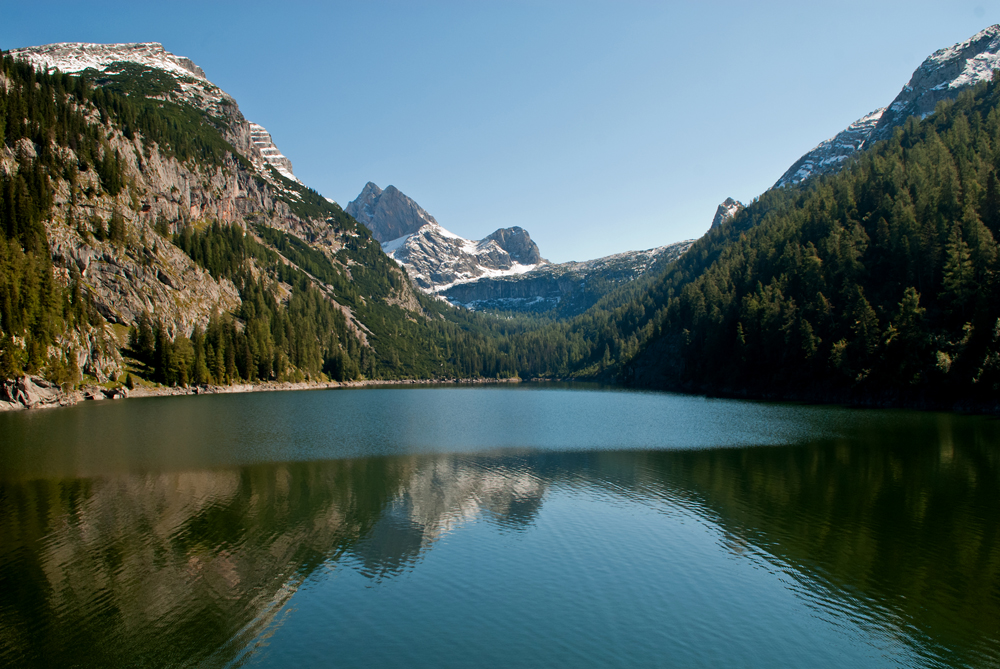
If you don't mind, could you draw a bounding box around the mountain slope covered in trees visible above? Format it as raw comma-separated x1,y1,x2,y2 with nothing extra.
614,76,1000,408
6,35,1000,413
0,47,549,390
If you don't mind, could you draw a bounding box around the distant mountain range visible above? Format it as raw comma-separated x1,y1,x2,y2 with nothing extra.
345,182,546,293
346,182,692,315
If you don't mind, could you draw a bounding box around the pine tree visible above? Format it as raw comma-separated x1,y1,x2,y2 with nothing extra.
942,223,974,314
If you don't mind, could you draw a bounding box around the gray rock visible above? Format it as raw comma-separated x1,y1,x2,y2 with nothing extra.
1,376,63,409
775,25,1000,189
103,387,129,399
156,269,176,288
486,227,544,264
710,198,743,229
346,182,438,243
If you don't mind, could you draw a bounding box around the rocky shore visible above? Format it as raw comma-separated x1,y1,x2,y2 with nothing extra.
0,375,524,412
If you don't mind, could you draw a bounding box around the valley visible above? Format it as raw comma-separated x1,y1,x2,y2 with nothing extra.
4,26,1000,412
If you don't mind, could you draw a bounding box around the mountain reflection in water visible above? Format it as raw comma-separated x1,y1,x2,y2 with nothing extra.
1,391,998,667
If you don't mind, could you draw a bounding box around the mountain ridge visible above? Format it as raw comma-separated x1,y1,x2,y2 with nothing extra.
345,181,694,315
775,24,1000,188
346,182,547,293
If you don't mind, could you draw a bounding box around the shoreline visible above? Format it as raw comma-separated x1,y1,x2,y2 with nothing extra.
7,372,998,418
0,375,527,412
628,379,1000,417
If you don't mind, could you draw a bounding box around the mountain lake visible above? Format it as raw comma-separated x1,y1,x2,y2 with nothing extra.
1,384,998,667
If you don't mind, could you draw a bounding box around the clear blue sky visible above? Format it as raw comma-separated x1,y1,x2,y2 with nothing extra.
3,1,1000,262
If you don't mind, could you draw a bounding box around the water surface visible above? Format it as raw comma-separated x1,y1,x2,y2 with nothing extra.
1,386,998,667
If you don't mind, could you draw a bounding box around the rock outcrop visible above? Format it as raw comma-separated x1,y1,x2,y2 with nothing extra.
710,198,744,229
345,182,438,243
249,122,298,182
346,182,546,292
0,376,68,410
486,227,544,264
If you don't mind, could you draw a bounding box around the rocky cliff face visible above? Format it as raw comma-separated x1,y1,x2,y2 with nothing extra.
774,25,1000,188
710,198,744,229
4,42,420,384
486,226,543,264
248,123,298,182
345,182,438,243
442,240,693,316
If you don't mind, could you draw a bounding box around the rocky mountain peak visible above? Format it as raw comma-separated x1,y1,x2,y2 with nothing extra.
486,227,544,265
11,42,208,81
710,198,743,229
360,181,383,199
9,42,309,197
344,183,547,292
345,182,438,243
775,25,1000,189
870,24,1000,141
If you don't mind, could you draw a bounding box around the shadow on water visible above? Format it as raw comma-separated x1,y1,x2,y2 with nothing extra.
0,389,998,666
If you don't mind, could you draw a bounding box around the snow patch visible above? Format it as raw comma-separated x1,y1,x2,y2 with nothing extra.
11,42,208,81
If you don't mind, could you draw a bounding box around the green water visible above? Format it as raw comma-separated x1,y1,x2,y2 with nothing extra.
1,386,998,667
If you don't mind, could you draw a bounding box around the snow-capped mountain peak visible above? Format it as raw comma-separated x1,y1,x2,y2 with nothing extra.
379,221,547,294
775,25,1000,189
11,42,302,187
11,42,207,81
346,183,546,293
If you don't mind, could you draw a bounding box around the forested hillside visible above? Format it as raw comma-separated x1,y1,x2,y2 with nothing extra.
6,41,1000,412
0,51,540,387
615,74,1000,407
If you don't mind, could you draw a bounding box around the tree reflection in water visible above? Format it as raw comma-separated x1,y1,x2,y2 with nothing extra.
0,412,998,667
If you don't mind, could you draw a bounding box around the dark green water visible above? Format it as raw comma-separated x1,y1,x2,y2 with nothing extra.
1,386,999,667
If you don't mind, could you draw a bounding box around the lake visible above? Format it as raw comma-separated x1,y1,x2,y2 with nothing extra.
1,385,998,667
